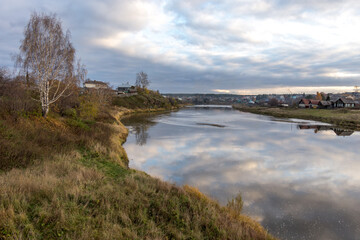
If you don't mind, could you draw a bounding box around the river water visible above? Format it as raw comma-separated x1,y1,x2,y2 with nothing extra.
122,106,360,240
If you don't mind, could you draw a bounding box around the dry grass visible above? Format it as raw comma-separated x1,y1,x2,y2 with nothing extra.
112,89,179,110
0,107,276,240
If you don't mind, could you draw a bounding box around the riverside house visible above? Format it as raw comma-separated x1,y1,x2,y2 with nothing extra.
298,99,319,108
117,83,137,94
298,98,356,109
334,98,356,108
84,80,109,90
117,83,131,94
318,101,333,109
309,100,319,109
298,99,310,108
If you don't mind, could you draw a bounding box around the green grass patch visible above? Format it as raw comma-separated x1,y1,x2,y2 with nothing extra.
79,149,131,179
66,118,92,131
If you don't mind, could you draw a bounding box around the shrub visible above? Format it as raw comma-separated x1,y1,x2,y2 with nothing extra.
226,193,244,216
78,94,99,120
66,118,90,131
62,108,77,118
0,76,40,118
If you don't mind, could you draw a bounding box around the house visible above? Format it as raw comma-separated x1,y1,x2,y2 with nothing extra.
334,98,355,108
309,100,319,109
318,101,332,109
298,99,324,108
117,83,137,94
117,83,131,94
84,80,109,89
298,98,310,108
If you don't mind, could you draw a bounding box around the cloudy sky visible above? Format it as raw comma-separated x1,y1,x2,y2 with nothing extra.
1,0,360,94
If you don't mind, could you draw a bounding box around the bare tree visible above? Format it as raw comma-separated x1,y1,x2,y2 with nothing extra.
269,98,279,107
135,71,150,88
0,67,10,95
16,12,86,117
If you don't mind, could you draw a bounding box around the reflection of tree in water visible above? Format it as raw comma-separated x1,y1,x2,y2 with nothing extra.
134,124,150,145
122,112,168,145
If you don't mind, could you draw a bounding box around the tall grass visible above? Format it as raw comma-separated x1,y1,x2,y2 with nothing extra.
0,107,275,240
112,89,178,110
0,158,274,239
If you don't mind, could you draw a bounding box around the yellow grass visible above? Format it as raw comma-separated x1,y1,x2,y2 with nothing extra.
0,107,276,240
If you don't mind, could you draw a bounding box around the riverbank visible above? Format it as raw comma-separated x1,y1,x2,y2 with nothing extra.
233,104,360,130
0,104,275,239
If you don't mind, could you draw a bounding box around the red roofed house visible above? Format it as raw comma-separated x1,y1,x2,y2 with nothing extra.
309,100,319,109
298,99,310,108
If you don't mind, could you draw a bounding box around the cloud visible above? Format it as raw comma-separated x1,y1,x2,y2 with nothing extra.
1,0,360,93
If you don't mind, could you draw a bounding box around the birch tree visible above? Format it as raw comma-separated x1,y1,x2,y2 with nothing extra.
135,71,150,89
17,12,86,117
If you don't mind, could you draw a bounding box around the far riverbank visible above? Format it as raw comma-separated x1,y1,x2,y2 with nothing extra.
232,104,360,130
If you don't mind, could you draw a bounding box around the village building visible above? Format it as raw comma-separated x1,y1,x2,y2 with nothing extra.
117,83,131,94
309,100,319,108
334,98,355,108
117,83,137,94
298,98,310,108
299,97,360,109
318,101,332,109
298,99,320,108
84,80,109,89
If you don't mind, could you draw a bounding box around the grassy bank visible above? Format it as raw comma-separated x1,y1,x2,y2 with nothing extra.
233,104,360,130
113,88,180,110
0,104,275,239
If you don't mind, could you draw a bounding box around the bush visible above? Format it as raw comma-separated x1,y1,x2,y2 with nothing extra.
226,193,244,216
112,89,177,110
0,72,40,118
62,108,77,118
66,118,91,131
78,94,99,120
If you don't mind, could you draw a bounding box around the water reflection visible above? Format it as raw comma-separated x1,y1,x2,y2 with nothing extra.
298,124,354,137
122,113,163,145
123,107,360,240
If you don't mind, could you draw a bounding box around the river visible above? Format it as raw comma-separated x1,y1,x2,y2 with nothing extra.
122,106,360,240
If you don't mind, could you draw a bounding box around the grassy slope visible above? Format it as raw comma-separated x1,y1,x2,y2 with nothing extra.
112,89,179,110
233,105,360,130
0,99,275,239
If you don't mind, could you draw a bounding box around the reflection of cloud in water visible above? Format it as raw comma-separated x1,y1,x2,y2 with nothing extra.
298,124,355,137
123,108,360,240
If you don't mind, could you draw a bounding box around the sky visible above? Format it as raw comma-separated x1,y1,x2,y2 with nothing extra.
1,0,360,94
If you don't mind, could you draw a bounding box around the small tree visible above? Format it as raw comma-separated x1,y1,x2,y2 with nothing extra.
269,98,279,107
316,92,322,100
16,12,86,117
135,71,150,89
